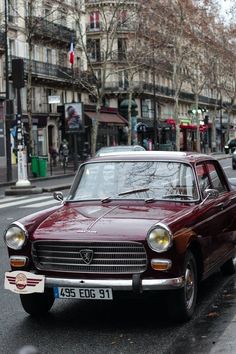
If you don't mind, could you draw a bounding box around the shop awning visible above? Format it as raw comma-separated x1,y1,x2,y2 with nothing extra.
180,123,208,132
85,111,128,125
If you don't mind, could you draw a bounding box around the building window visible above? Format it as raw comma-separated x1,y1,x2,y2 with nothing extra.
117,10,128,28
117,38,127,60
9,39,15,57
46,49,52,64
87,39,101,62
90,11,100,29
119,71,129,89
8,0,16,23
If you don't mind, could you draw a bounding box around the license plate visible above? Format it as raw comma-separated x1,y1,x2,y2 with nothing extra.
54,287,113,300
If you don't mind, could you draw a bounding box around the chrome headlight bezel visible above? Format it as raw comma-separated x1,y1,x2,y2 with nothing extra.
4,222,28,250
147,223,173,253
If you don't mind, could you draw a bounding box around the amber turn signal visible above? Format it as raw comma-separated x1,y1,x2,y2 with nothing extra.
151,259,172,271
10,256,28,268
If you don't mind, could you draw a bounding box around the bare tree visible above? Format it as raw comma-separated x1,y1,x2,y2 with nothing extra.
73,0,147,155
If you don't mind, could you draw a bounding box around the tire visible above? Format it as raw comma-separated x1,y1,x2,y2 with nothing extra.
221,257,235,275
168,250,198,322
20,289,55,316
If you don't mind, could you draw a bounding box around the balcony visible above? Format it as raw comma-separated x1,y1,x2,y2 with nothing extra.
86,21,137,33
9,56,81,87
85,0,138,5
29,17,76,46
86,22,104,33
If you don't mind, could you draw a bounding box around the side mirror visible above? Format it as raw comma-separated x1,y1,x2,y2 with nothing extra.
53,191,64,202
200,188,219,205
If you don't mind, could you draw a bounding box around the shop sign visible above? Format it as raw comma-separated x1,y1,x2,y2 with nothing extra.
48,96,61,104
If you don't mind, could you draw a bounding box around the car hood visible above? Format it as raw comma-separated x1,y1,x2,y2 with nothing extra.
32,201,192,241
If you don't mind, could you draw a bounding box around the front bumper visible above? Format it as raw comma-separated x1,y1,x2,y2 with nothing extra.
45,276,185,291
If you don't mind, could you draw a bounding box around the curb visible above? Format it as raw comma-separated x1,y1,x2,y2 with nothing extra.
42,184,72,192
0,172,75,188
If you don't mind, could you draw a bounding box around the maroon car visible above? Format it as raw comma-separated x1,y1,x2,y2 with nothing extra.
4,152,236,322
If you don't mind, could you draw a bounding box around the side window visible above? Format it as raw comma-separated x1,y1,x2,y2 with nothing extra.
196,163,211,195
206,162,227,194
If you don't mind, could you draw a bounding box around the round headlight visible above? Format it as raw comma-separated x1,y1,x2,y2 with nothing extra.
4,224,27,250
147,224,172,253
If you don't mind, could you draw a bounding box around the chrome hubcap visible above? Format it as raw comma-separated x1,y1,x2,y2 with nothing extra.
185,263,195,310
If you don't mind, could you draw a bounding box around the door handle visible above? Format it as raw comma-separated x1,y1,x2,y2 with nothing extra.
216,202,224,211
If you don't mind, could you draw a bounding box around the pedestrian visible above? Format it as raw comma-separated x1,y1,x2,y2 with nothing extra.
49,146,58,167
59,139,69,167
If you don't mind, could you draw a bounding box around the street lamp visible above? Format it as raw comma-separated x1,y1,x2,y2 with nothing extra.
4,0,12,181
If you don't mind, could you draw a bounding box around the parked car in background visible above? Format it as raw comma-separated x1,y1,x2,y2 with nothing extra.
95,145,145,157
4,152,236,322
228,177,236,190
232,150,236,170
224,138,236,154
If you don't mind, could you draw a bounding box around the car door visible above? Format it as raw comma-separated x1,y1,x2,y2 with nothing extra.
196,161,234,272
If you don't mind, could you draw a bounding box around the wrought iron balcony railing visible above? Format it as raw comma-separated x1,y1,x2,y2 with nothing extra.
9,56,77,82
28,17,76,45
85,0,138,5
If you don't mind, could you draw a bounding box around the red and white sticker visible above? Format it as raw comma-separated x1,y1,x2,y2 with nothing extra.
4,271,45,294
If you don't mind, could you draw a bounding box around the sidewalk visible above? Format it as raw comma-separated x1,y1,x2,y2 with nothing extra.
0,161,76,188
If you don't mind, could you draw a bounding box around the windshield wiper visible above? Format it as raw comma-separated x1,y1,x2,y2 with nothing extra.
101,187,150,203
118,187,150,196
162,194,193,200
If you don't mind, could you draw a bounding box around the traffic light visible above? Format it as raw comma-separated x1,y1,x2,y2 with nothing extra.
12,58,25,88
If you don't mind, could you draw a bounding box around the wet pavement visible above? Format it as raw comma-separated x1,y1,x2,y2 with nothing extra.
168,278,236,354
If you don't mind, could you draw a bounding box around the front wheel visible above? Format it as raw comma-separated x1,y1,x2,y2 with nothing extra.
168,250,198,322
20,289,55,316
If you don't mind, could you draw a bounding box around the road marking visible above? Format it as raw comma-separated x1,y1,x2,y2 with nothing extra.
0,195,52,209
20,199,59,208
0,196,28,203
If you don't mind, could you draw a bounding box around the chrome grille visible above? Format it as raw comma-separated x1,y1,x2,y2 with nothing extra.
32,241,147,274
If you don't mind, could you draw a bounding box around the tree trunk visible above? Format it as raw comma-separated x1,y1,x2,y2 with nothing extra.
90,103,100,156
174,97,180,151
195,95,201,152
127,91,132,145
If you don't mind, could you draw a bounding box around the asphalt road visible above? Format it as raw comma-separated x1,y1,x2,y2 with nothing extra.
0,157,235,354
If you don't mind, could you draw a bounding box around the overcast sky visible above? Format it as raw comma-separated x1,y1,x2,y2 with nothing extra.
218,0,234,22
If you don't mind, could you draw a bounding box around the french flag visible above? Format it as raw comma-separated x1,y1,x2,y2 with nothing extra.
69,37,74,65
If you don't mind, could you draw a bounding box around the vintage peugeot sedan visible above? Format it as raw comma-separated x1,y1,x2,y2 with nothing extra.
4,151,236,322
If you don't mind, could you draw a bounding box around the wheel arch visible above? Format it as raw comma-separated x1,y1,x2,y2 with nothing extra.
188,240,204,284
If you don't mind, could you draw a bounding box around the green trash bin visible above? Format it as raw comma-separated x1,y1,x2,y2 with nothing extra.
31,156,39,177
38,156,48,177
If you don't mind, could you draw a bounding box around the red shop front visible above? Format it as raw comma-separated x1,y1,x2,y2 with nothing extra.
179,122,208,151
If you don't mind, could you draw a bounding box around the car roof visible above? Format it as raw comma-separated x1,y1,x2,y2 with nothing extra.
96,145,145,156
91,151,216,163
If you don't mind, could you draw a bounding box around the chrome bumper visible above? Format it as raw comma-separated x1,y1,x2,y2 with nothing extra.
45,276,184,291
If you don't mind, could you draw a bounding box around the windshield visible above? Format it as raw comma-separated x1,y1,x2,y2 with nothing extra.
69,161,199,202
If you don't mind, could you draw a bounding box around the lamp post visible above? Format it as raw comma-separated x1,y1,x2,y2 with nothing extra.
4,0,12,181
153,64,158,150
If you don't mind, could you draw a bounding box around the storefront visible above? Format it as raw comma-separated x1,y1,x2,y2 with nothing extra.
180,119,208,151
84,107,128,150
